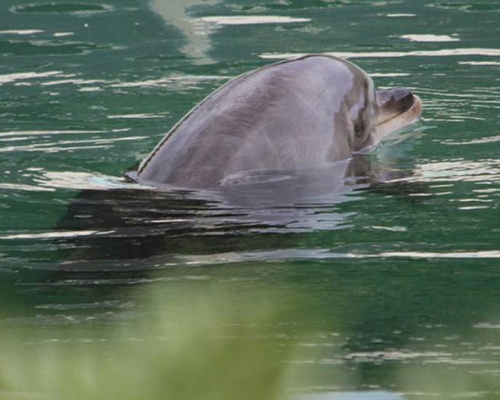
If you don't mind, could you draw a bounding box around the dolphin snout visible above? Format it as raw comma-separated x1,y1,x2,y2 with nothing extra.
376,87,411,100
374,86,422,135
376,87,414,112
390,87,413,101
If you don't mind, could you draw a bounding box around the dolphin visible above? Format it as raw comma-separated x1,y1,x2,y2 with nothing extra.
126,55,422,189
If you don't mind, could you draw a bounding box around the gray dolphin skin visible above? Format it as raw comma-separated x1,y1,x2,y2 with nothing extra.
127,55,422,189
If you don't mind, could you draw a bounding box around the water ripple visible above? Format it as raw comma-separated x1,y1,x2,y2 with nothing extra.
11,3,112,15
260,48,500,60
420,160,500,182
400,34,459,42
176,249,500,267
0,71,62,85
198,16,311,25
0,29,44,35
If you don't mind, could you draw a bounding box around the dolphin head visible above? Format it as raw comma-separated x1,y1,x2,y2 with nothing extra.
374,87,423,138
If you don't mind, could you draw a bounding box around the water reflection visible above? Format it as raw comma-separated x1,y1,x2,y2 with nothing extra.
400,34,459,42
260,48,500,60
200,16,311,25
11,3,112,14
55,158,366,264
420,159,500,182
297,394,404,400
427,1,500,13
149,0,311,63
150,0,219,62
46,144,429,279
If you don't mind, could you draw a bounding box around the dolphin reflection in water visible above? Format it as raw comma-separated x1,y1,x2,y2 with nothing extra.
57,55,423,267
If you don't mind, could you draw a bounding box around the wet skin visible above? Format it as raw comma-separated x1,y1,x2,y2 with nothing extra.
126,55,422,189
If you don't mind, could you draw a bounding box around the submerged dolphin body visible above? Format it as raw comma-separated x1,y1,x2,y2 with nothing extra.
127,55,422,189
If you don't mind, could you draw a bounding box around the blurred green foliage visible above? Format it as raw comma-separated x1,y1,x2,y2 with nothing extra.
0,284,297,400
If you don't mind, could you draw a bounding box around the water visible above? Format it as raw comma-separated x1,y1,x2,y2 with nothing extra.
1,0,499,398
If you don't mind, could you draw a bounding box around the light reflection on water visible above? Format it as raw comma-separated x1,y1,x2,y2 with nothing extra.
199,16,312,25
399,34,459,42
260,48,500,60
420,160,500,182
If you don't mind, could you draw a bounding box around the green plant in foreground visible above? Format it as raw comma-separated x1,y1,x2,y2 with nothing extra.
0,285,296,400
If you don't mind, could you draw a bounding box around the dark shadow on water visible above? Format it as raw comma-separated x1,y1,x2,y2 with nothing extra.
54,158,363,271
49,146,426,283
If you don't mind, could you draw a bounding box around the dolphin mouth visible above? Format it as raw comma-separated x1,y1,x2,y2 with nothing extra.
407,94,423,123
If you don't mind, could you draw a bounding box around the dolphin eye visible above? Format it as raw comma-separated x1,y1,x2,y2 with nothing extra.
354,119,365,136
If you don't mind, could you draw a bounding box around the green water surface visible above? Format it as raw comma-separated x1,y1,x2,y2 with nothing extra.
0,0,499,398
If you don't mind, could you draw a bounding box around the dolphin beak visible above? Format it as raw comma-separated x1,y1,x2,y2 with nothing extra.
409,94,423,122
375,88,423,127
374,88,423,140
